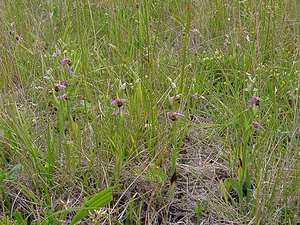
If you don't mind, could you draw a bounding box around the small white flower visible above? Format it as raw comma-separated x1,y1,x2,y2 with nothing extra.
45,68,53,75
245,35,250,42
43,75,50,80
121,83,126,90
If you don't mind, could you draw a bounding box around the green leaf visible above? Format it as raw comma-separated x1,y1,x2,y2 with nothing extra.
17,182,40,204
7,164,22,180
69,185,121,225
219,180,230,204
237,166,244,182
223,179,232,192
229,178,243,209
13,210,27,225
245,169,252,201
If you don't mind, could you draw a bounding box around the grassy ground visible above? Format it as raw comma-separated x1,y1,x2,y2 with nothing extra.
0,0,299,224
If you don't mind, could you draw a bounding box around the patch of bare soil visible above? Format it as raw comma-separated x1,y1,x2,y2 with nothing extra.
166,115,231,225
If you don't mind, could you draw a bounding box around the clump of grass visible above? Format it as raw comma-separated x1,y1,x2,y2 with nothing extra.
0,0,299,224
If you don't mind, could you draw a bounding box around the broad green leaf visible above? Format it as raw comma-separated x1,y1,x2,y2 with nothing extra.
69,185,121,225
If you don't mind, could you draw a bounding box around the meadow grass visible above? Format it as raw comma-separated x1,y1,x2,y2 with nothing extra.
0,0,299,224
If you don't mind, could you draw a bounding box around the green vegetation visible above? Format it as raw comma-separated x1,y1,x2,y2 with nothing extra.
0,0,299,224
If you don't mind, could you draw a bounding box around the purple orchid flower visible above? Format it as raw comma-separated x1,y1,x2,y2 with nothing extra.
59,93,67,101
61,58,71,65
15,34,23,41
68,68,74,76
192,92,198,99
56,80,69,90
249,96,260,107
252,121,261,130
52,46,61,57
167,111,184,121
111,98,126,107
112,106,129,115
57,84,66,89
170,95,181,102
